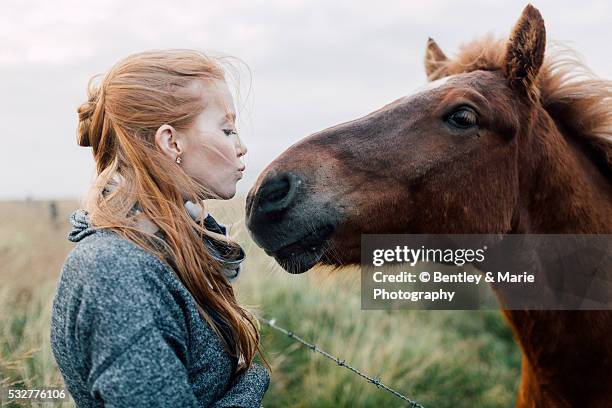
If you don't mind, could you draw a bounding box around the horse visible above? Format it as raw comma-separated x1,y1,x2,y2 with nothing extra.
245,5,612,407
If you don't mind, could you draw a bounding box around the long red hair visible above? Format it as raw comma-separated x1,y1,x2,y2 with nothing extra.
77,49,265,373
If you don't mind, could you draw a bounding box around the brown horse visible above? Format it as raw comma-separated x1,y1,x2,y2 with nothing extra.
245,5,612,407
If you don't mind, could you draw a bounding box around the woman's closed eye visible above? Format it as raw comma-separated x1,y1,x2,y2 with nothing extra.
223,129,237,137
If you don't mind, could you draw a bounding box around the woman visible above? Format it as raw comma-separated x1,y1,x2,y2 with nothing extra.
50,49,270,407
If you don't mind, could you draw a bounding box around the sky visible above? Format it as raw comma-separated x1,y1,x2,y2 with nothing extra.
1,0,610,200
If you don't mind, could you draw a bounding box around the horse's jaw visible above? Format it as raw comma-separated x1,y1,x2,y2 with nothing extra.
264,225,335,274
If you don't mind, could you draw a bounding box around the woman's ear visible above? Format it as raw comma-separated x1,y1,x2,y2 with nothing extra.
154,124,184,162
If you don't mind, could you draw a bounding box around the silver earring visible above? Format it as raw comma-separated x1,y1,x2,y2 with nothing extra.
175,156,182,165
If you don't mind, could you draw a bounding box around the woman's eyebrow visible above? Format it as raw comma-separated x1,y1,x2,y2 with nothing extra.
224,112,236,122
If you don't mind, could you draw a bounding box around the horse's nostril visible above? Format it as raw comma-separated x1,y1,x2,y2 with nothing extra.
257,172,301,215
267,177,290,203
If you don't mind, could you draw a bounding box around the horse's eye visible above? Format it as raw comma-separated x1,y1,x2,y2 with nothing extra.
446,107,479,129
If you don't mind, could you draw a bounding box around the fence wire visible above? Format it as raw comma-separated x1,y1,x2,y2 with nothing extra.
257,316,424,408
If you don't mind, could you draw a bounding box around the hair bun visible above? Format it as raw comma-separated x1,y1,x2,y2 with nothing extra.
76,77,103,147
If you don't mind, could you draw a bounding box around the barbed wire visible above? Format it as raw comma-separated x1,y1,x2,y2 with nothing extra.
257,315,424,408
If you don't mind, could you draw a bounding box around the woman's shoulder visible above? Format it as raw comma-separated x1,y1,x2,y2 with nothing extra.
61,209,166,278
68,228,164,271
54,227,194,347
61,229,167,293
55,209,199,335
56,210,182,322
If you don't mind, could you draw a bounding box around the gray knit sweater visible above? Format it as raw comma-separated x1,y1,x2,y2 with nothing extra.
50,209,269,407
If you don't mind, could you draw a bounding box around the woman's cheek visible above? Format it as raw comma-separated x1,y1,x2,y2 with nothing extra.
185,135,238,196
212,166,238,199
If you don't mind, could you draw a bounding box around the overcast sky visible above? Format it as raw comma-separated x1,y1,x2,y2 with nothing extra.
1,0,610,200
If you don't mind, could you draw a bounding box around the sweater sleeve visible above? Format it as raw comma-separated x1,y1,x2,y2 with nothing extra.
90,325,200,408
211,363,270,408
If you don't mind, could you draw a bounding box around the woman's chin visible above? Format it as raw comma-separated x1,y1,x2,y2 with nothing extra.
215,188,237,200
193,181,237,200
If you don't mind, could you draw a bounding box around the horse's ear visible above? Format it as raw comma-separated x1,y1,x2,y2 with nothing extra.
424,37,448,81
504,4,546,103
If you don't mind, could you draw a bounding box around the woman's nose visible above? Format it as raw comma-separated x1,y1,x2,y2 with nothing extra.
236,138,247,157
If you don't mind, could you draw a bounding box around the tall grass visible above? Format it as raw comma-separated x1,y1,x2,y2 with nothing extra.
0,198,520,407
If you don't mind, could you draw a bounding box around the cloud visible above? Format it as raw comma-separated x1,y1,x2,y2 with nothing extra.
1,0,610,198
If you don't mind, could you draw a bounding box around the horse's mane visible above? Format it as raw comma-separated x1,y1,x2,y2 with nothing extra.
435,34,612,178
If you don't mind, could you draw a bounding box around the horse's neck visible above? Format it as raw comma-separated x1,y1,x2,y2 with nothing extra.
504,108,612,404
517,108,612,234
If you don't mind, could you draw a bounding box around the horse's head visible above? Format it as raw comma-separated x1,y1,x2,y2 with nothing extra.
246,5,547,273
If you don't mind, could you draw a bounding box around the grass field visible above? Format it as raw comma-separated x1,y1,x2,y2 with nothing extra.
0,198,521,407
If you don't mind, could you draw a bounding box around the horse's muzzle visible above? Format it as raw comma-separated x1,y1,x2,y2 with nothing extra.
246,171,338,273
